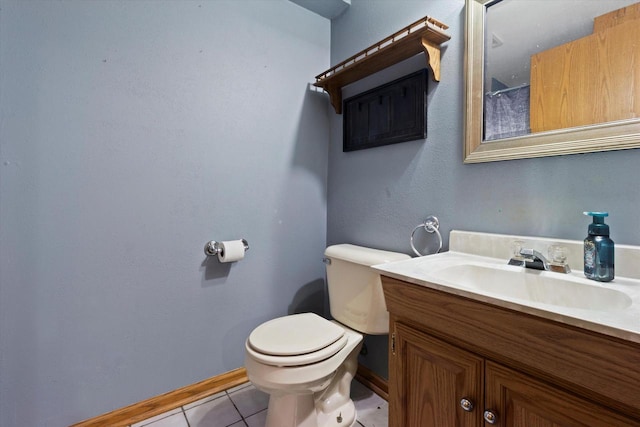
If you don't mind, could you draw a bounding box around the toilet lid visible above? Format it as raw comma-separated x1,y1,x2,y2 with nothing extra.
246,333,348,367
248,313,345,356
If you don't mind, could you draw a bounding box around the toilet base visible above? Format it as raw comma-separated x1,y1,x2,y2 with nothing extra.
264,392,357,427
315,398,357,427
265,393,317,427
315,341,359,427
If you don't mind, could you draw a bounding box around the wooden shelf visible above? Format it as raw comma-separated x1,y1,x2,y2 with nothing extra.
314,15,451,114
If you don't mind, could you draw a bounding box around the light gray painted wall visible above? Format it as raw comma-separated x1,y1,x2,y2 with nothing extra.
0,1,329,425
327,0,640,377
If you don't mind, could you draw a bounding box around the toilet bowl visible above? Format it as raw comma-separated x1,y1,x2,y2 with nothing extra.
245,314,363,427
244,244,411,427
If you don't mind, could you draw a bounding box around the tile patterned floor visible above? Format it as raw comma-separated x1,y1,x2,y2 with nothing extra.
129,380,387,427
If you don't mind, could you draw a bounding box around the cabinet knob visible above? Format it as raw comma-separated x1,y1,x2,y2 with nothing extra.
460,398,474,412
483,410,498,424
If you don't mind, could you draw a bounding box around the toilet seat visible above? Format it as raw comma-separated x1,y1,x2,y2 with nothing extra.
247,313,347,367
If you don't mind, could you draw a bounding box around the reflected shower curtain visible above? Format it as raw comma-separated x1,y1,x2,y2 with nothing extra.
484,84,530,141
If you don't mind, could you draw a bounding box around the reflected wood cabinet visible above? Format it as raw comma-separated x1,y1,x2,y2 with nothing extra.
530,3,640,133
382,276,640,427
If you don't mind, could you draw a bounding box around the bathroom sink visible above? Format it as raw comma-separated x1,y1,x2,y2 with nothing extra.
373,252,637,314
430,263,632,311
372,231,640,344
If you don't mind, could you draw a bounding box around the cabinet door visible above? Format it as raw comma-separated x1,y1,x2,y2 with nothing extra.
343,69,427,151
485,361,640,427
390,322,483,427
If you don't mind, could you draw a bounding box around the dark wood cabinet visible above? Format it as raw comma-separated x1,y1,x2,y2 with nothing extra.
392,322,482,427
383,276,640,427
485,362,638,426
343,69,427,152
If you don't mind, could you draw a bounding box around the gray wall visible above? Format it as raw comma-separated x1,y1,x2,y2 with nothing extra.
3,0,640,425
327,0,640,377
0,1,329,426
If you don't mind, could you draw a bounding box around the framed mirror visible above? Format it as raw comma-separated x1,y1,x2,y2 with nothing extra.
464,0,640,163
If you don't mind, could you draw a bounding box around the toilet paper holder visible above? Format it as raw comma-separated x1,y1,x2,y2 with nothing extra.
204,239,250,257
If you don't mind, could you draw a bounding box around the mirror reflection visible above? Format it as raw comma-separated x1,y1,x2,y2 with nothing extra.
483,0,639,142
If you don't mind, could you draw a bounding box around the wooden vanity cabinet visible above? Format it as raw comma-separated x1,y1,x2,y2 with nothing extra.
382,276,640,427
392,322,483,426
485,361,637,426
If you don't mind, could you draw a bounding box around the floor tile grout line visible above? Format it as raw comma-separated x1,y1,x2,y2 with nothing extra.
226,384,270,422
180,407,191,427
225,389,249,426
130,407,183,427
182,389,228,412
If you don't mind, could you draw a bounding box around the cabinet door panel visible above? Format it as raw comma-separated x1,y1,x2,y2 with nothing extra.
391,323,483,427
485,361,640,427
367,92,392,138
343,69,427,151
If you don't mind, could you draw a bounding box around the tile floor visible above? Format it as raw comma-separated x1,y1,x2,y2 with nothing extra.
129,380,387,427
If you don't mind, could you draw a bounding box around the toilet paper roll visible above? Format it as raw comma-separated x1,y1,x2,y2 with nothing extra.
218,240,246,263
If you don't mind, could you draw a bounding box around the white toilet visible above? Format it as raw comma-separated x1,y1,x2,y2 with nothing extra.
244,244,410,427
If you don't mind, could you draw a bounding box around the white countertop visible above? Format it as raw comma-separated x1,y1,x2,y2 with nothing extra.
374,231,640,344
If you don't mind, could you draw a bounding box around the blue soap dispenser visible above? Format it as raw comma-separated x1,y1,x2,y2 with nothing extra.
583,212,614,282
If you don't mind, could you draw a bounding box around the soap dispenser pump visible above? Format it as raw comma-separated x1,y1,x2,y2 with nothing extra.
583,211,614,282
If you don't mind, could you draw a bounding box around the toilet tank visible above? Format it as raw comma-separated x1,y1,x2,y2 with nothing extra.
324,244,411,334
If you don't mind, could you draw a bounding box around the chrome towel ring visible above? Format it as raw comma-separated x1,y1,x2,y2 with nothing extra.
410,215,442,256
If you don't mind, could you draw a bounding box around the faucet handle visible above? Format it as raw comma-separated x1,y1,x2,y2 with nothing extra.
548,244,568,263
507,240,527,266
510,240,525,259
547,244,571,273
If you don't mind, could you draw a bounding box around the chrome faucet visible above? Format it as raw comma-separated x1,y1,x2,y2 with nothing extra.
508,246,571,273
508,248,550,271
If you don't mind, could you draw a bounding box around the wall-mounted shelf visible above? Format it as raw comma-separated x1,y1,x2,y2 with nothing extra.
314,15,451,114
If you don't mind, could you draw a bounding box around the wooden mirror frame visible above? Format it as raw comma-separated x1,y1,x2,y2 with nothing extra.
463,0,640,163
